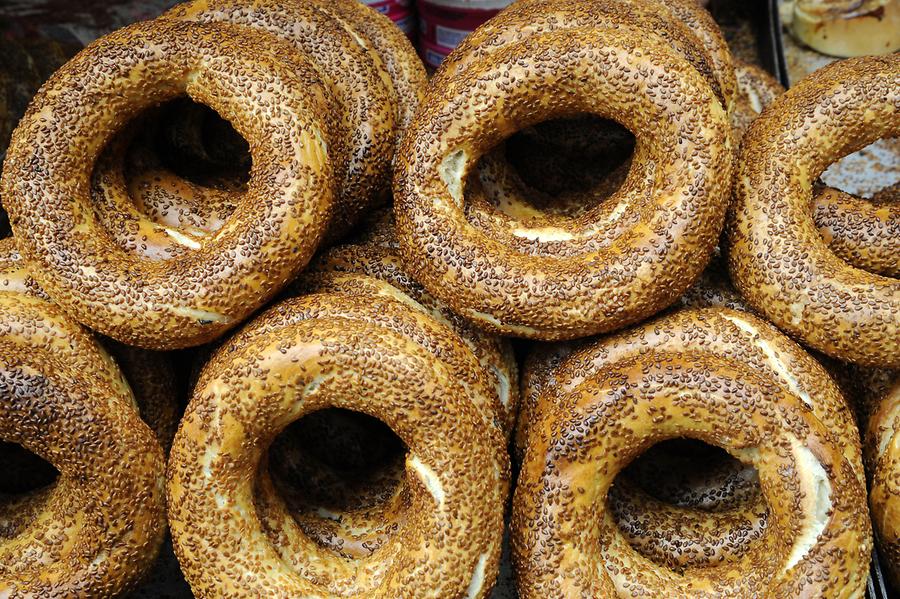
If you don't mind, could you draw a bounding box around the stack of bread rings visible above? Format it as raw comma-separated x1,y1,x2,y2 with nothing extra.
2,0,425,349
0,237,172,596
0,0,897,596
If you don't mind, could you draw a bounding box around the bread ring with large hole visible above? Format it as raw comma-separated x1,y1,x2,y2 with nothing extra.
732,60,900,279
267,257,515,559
159,0,397,237
260,229,517,558
428,0,730,245
394,27,732,339
513,273,861,573
1,20,336,349
0,240,166,597
728,55,899,367
512,306,871,597
169,290,507,597
862,369,900,589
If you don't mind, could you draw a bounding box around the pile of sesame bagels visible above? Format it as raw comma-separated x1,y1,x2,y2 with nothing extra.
0,0,897,597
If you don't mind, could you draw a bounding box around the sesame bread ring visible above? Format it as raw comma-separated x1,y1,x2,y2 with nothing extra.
394,27,732,340
309,0,426,132
267,271,512,560
264,234,518,558
512,306,871,598
256,268,511,562
1,20,336,349
168,291,507,598
460,0,737,218
0,245,166,596
161,0,398,236
862,369,900,589
728,55,900,367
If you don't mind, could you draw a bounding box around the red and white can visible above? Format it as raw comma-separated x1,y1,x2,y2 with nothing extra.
416,0,514,68
360,0,417,41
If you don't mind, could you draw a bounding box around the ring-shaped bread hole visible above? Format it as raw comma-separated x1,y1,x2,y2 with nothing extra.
151,97,251,188
608,437,769,572
0,440,60,537
819,136,899,199
90,95,253,260
266,407,411,559
469,114,636,221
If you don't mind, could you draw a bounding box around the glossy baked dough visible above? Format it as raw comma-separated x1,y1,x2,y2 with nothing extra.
394,27,732,339
512,307,870,597
168,289,507,597
1,20,336,349
0,239,166,597
728,54,899,367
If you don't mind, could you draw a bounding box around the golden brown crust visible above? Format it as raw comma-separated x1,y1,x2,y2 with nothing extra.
0,237,181,447
518,337,768,572
265,234,520,559
394,27,732,340
728,55,900,367
512,307,871,598
291,230,519,436
254,276,510,573
263,408,409,559
608,475,768,570
2,20,336,349
90,119,242,261
731,60,898,279
168,291,507,597
104,340,182,451
661,0,738,112
0,237,166,597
